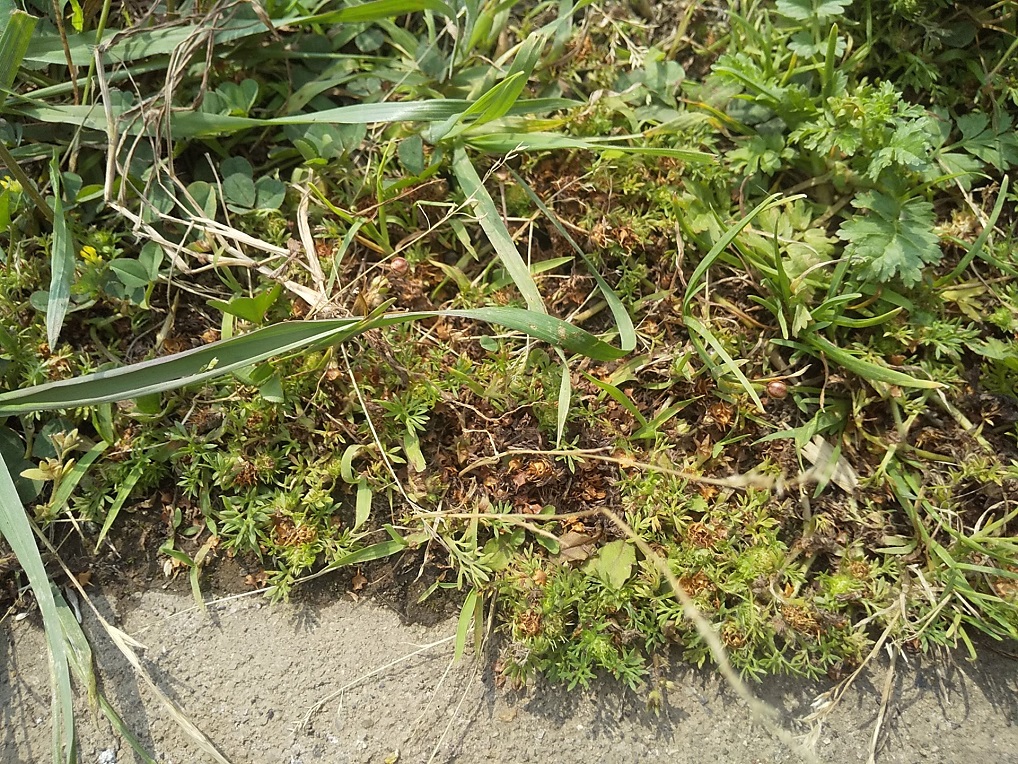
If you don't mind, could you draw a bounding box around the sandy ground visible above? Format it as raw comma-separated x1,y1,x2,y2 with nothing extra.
2,585,1017,764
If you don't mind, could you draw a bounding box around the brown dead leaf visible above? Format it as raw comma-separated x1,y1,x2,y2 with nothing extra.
557,531,596,563
244,570,270,588
351,571,368,592
72,570,92,587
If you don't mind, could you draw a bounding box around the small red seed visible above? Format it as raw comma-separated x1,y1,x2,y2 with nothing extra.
766,380,788,399
390,256,408,276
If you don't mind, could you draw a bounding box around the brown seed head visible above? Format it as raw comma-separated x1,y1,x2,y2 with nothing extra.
766,380,788,399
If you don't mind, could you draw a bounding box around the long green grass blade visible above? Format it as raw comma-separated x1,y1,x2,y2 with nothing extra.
468,132,714,162
683,193,791,312
509,168,637,352
460,71,527,127
0,307,625,414
554,348,571,448
300,0,455,25
685,315,765,412
452,146,546,313
454,588,479,661
0,318,364,413
12,97,577,139
808,335,942,389
25,14,269,66
94,461,143,552
0,9,37,91
0,458,76,762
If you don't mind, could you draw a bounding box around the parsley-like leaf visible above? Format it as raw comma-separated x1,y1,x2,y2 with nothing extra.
955,111,1018,170
837,191,941,287
776,0,851,23
867,119,935,180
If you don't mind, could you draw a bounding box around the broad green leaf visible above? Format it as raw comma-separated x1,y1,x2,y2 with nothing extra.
585,539,635,590
837,191,941,287
207,283,282,325
222,172,256,209
776,0,851,23
109,258,152,290
0,425,41,502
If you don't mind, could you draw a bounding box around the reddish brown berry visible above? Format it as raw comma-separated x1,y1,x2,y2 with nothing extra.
390,256,408,276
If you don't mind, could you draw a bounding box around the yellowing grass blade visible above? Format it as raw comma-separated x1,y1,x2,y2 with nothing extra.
46,156,75,349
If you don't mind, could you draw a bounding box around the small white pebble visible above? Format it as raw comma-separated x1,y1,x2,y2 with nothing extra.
98,749,117,764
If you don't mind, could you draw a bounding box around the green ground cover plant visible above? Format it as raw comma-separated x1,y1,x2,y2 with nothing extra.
1,0,1017,759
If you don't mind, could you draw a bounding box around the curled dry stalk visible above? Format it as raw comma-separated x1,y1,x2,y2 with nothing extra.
92,5,324,305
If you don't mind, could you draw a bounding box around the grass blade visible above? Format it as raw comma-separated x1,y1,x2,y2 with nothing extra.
47,157,75,349
452,146,546,313
354,478,372,531
554,348,571,448
683,193,794,312
300,0,454,24
454,587,479,661
93,461,143,552
0,306,626,414
13,97,578,139
468,132,714,162
0,9,37,91
509,168,637,352
808,335,942,389
0,318,363,413
685,315,765,412
0,457,75,762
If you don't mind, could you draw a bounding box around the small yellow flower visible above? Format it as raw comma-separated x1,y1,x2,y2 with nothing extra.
80,245,102,264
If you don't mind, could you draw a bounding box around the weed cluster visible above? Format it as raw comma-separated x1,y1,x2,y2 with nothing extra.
0,2,1017,755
